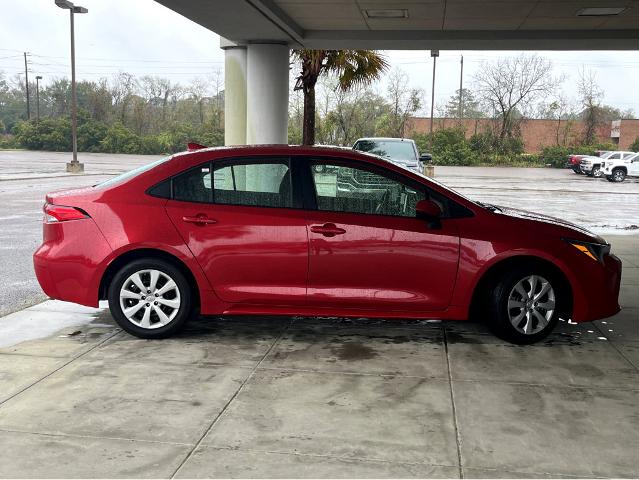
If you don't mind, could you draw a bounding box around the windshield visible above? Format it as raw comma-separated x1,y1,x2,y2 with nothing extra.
601,151,615,159
354,140,416,162
95,156,171,188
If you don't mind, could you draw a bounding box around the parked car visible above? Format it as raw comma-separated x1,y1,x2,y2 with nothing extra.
580,151,635,177
353,137,430,172
601,152,639,182
34,145,621,345
566,154,588,174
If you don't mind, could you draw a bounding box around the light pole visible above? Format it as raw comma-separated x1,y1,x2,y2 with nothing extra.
35,76,42,121
429,49,439,152
24,52,31,120
55,0,87,173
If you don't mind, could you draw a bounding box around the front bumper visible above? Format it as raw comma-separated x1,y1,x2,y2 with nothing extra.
571,253,622,322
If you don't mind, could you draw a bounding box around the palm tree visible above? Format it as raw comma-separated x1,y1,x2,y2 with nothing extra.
292,49,388,145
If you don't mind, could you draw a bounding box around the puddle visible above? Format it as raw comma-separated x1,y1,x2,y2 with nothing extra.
331,342,378,361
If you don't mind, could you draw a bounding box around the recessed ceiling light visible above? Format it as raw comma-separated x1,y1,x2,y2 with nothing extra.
364,9,409,19
577,7,626,16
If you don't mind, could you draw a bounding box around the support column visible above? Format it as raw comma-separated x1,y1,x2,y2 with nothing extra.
246,43,289,144
221,38,247,146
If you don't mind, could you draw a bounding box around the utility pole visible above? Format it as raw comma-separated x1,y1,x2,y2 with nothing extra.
36,76,42,121
459,55,464,123
24,52,30,120
56,0,88,173
429,49,439,151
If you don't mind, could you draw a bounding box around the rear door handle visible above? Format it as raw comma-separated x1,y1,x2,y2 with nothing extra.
310,223,346,237
182,215,217,225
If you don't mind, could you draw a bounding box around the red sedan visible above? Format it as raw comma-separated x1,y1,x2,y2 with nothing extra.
34,146,622,344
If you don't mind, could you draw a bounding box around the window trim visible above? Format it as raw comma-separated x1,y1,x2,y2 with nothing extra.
302,156,473,220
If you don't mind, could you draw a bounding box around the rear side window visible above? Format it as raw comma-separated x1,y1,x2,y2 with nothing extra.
173,164,212,203
213,159,292,208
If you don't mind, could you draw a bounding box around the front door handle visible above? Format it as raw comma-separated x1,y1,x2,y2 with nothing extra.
310,223,346,237
182,214,217,225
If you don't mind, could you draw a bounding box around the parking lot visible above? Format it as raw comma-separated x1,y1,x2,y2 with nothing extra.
1,150,638,477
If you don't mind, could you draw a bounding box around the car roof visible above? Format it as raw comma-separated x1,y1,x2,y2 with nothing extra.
170,144,392,167
353,137,415,143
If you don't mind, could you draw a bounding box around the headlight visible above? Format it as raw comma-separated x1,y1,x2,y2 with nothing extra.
564,239,610,262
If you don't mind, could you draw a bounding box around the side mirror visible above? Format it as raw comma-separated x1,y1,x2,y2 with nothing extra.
416,199,441,218
415,200,442,229
419,153,432,163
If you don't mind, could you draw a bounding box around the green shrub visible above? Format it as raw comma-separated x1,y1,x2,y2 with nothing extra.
630,136,639,152
0,134,19,149
13,118,72,151
77,119,109,152
99,122,143,154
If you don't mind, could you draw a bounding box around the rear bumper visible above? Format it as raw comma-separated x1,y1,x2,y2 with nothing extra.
33,218,112,307
571,254,622,322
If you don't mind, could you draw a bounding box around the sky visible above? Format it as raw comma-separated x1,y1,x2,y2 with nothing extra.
1,0,639,117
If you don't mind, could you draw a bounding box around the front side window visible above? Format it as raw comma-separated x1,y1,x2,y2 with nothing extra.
213,159,292,208
310,161,426,217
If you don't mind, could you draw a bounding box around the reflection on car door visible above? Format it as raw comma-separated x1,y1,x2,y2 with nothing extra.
164,158,309,305
303,158,461,312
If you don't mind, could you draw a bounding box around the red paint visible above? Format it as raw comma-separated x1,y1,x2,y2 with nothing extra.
34,145,622,323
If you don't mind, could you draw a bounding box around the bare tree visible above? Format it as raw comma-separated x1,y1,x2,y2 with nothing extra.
538,93,577,145
474,54,556,140
378,69,422,138
110,72,137,123
577,68,604,144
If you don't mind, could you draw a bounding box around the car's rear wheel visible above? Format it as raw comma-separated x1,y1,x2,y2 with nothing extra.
108,258,193,339
612,168,626,182
485,266,562,344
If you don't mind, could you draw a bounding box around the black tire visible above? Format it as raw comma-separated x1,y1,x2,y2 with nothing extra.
606,175,614,182
108,258,194,339
484,265,564,344
611,168,626,182
592,165,602,178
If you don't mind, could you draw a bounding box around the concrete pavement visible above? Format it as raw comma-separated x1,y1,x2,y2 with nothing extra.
0,234,637,478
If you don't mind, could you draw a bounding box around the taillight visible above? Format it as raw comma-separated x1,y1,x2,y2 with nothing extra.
43,203,89,223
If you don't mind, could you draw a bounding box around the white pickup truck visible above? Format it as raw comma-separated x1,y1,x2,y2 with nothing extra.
579,151,635,177
600,152,639,182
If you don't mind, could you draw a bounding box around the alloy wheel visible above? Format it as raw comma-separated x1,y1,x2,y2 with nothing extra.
507,275,556,335
613,170,625,182
119,269,181,329
593,167,603,178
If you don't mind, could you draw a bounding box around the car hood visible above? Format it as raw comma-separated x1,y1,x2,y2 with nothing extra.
493,205,605,243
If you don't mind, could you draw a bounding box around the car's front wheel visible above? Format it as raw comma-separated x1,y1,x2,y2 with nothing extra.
486,267,562,344
591,165,603,178
108,258,193,339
